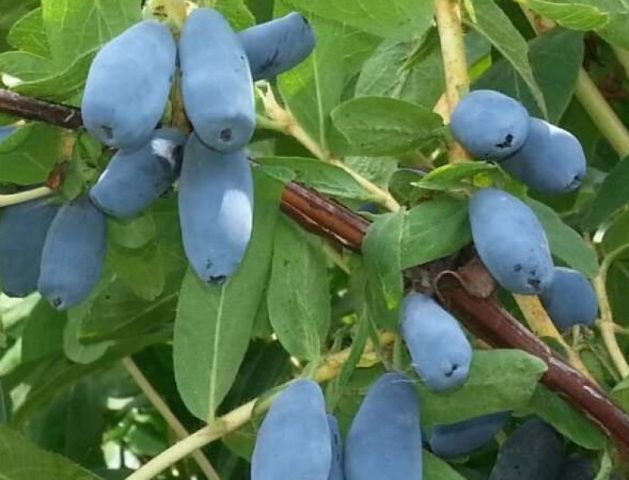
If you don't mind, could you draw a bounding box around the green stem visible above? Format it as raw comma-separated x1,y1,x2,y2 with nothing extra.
575,69,629,158
122,358,220,480
0,187,53,208
433,0,471,162
593,272,629,378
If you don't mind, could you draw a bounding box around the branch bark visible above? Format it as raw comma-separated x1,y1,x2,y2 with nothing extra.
2,89,629,457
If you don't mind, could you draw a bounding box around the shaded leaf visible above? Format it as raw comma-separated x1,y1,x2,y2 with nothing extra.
528,199,599,277
331,97,443,156
267,218,330,361
0,425,101,479
475,28,584,123
363,211,405,309
584,156,629,230
523,384,606,450
284,0,434,40
401,197,471,269
419,349,547,425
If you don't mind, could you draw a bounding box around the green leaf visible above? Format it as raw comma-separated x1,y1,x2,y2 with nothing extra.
108,214,157,250
267,218,331,361
417,161,501,192
612,376,629,413
0,425,101,479
284,0,434,40
0,123,61,185
0,0,39,52
0,51,53,83
400,197,471,269
26,377,108,468
325,309,371,411
523,385,606,450
584,156,629,230
63,311,113,365
21,300,65,363
423,450,466,479
108,244,166,302
528,199,599,277
41,0,141,67
257,156,370,200
524,0,609,30
215,0,256,30
355,30,444,109
11,50,95,101
276,5,345,153
603,209,629,255
77,275,176,344
475,28,584,123
344,156,398,190
10,329,169,426
174,172,284,421
420,349,547,425
330,97,443,156
466,0,547,117
7,8,50,58
607,253,629,327
363,211,405,309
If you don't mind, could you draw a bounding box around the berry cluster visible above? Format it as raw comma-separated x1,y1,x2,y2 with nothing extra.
0,9,315,310
252,374,595,479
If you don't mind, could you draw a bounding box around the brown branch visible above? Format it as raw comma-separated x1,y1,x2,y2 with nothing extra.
2,89,629,457
0,90,82,129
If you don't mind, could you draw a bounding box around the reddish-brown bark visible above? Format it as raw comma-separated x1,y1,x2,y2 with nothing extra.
2,88,629,456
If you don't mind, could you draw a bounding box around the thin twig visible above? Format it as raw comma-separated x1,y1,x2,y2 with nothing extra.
593,274,629,378
0,187,53,208
122,357,221,480
433,0,471,162
513,294,596,383
259,86,402,212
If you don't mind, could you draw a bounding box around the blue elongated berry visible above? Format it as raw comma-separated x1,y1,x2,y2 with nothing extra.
501,118,586,193
490,419,563,480
252,380,331,480
345,373,422,480
450,90,530,160
469,188,554,294
179,8,255,153
82,21,176,150
401,292,472,392
428,411,510,458
38,195,107,310
327,414,344,480
540,267,598,331
0,198,59,297
178,134,253,282
239,12,316,81
90,128,186,219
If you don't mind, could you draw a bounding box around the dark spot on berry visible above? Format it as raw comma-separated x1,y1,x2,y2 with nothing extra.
495,134,514,149
100,125,114,141
445,363,459,377
220,128,233,142
527,278,541,291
